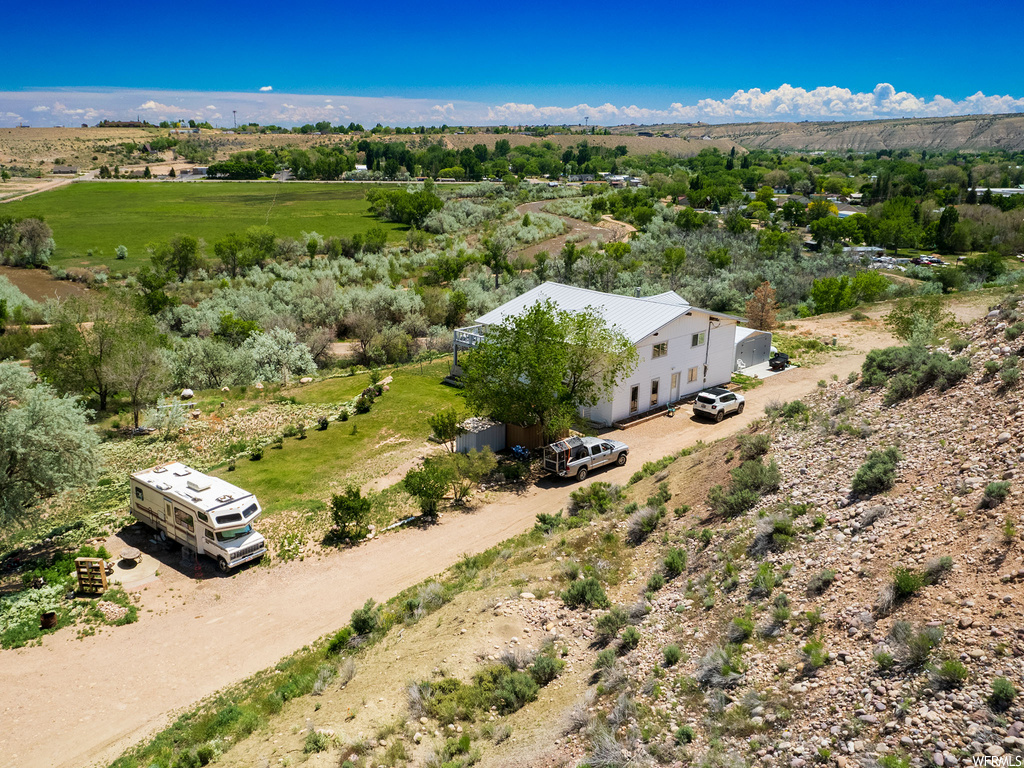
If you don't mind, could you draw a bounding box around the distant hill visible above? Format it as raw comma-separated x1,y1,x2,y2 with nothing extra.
611,113,1024,152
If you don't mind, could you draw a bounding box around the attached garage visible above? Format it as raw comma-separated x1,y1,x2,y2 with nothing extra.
734,327,773,371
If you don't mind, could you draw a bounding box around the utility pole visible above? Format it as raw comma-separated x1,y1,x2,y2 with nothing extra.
233,110,237,129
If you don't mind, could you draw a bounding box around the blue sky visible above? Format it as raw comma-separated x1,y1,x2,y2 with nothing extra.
3,0,1023,126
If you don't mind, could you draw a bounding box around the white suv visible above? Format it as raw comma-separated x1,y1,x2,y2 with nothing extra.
693,387,745,422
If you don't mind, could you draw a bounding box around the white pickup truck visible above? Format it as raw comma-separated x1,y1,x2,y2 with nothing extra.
542,436,629,481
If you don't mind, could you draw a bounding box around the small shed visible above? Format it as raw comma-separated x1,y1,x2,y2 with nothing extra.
734,327,773,371
455,417,506,454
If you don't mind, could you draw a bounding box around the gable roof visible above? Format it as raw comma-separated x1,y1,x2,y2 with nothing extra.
475,282,738,344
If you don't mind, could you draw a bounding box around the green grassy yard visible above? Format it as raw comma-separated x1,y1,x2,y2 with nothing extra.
211,359,463,516
3,182,406,270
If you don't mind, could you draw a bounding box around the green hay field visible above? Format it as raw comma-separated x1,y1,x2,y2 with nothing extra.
2,181,406,270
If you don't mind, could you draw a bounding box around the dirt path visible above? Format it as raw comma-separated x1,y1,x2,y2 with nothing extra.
0,302,991,768
514,201,613,260
0,170,97,204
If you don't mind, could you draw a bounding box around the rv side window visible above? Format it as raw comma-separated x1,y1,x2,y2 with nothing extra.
196,511,209,523
205,529,214,540
174,507,194,532
134,487,144,501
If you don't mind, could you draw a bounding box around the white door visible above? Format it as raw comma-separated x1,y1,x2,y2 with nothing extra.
670,372,680,402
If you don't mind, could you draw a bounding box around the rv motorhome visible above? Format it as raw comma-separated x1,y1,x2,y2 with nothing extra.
129,462,266,572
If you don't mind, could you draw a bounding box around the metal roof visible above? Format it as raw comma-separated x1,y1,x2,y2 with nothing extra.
131,462,254,513
474,282,734,343
735,326,770,343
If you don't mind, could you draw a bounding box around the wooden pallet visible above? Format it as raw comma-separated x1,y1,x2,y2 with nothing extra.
75,557,107,594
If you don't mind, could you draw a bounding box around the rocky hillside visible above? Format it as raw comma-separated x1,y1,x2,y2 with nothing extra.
616,113,1024,152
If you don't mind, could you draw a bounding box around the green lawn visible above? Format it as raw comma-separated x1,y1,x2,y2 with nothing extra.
211,359,463,516
3,182,407,270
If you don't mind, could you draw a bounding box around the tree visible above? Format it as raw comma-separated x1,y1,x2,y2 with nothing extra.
0,362,99,528
745,282,778,331
934,206,960,254
481,236,514,289
884,296,955,342
428,407,465,453
461,300,636,440
404,461,453,516
152,234,201,281
106,319,167,429
876,197,921,256
806,199,838,222
330,486,371,539
30,293,137,411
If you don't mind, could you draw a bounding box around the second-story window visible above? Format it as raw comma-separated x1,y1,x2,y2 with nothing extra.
652,342,668,358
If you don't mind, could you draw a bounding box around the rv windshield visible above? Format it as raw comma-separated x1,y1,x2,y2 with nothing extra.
216,524,253,543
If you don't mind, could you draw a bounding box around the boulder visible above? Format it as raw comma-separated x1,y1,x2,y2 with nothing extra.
180,388,194,400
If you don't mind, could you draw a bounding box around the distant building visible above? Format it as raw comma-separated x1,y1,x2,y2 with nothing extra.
51,165,78,174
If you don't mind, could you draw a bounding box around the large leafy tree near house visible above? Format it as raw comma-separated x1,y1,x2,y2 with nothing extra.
461,300,636,440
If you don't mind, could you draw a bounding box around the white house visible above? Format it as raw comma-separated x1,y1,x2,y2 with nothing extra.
453,282,741,426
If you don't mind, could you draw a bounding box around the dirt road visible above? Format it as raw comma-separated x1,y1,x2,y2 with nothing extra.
514,200,613,260
0,303,990,768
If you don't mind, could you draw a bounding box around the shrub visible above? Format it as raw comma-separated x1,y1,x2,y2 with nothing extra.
562,577,610,609
749,562,777,598
534,512,564,534
727,616,754,644
1006,322,1024,341
983,481,1011,507
989,677,1018,711
851,447,901,496
619,626,641,653
930,658,968,690
350,599,379,635
923,556,953,584
304,731,330,754
905,626,943,666
806,569,836,596
801,638,829,675
663,644,682,666
330,486,371,540
529,653,565,685
1001,364,1021,387
568,482,623,516
984,360,1001,376
327,627,354,655
594,606,629,643
626,506,662,545
749,515,796,557
317,416,328,430
647,572,665,592
738,433,771,461
874,651,895,672
694,646,744,689
249,446,264,461
892,567,925,600
663,548,687,579
805,607,824,630
594,648,616,670
675,725,695,744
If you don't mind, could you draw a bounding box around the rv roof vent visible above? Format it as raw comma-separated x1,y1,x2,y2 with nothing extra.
186,479,211,492
216,494,233,502
156,482,172,491
173,469,191,477
153,466,168,473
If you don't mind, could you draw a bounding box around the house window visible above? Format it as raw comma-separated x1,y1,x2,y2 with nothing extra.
629,385,639,414
688,366,699,383
650,379,659,407
134,487,144,501
652,341,668,358
691,331,706,347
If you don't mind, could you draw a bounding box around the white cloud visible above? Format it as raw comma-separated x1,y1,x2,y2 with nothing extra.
31,105,49,112
138,100,182,112
205,104,216,110
259,85,273,92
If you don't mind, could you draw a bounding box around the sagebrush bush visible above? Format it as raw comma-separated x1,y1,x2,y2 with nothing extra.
727,616,754,644
619,626,641,653
738,433,771,461
626,506,662,545
663,548,687,579
892,567,925,599
806,569,836,596
594,606,629,643
983,481,1011,507
930,658,968,689
562,577,609,609
905,626,943,666
851,447,901,496
990,677,1018,711
663,644,682,666
647,572,665,592
861,344,970,404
